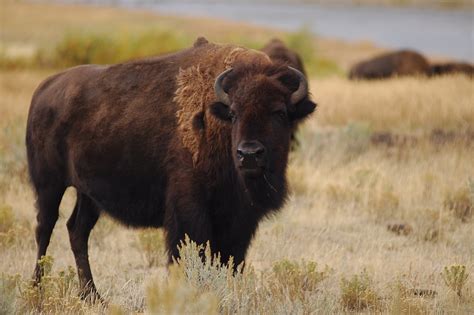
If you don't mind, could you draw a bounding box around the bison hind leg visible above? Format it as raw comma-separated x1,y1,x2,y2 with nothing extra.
67,192,103,303
33,184,66,284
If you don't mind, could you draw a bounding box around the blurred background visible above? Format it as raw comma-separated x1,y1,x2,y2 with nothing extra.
1,0,473,74
1,1,473,314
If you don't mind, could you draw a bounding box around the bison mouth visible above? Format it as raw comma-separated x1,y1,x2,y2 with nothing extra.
237,152,266,178
239,166,265,178
238,158,265,177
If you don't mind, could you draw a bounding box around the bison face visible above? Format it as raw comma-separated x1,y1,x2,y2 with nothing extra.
210,65,316,183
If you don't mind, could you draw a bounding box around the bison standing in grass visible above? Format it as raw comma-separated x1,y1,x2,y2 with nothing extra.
349,50,430,80
26,37,316,300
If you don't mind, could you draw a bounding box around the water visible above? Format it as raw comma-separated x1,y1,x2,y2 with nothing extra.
134,1,474,62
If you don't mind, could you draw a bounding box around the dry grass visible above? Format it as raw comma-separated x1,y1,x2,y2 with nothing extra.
1,1,474,314
313,75,474,132
1,68,473,314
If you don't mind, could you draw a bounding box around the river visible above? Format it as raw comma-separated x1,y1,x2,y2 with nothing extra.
75,1,474,61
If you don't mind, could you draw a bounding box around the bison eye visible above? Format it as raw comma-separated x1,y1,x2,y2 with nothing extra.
272,109,287,122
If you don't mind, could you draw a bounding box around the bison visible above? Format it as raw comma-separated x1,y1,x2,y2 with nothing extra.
429,62,473,77
349,50,430,80
26,37,316,300
260,38,307,76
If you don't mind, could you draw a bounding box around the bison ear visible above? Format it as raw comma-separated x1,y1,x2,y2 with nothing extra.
289,99,317,122
210,102,232,122
276,71,316,121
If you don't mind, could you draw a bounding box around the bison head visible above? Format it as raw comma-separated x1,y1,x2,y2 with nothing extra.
210,64,316,201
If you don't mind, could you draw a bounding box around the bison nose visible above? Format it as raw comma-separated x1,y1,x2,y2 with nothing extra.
237,141,266,169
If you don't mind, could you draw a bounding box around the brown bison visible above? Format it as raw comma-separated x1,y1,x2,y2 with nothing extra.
26,37,316,300
261,38,306,76
429,62,473,77
349,50,430,80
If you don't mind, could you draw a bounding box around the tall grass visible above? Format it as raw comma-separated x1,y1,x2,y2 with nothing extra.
312,75,474,132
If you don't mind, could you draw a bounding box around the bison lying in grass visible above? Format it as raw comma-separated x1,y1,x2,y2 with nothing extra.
349,50,430,80
430,62,473,77
26,37,316,300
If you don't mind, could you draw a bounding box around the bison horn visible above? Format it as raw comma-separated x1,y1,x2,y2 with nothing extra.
288,66,308,105
214,68,233,106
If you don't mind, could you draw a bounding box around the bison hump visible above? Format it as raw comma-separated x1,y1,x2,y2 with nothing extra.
193,37,209,48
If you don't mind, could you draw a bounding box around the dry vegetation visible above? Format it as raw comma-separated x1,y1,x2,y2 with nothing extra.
1,1,473,314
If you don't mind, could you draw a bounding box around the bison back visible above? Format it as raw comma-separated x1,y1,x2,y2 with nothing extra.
349,50,430,80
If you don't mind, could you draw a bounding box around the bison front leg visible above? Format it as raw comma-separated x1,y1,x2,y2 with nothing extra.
67,193,102,303
217,234,254,272
214,218,260,272
164,186,212,264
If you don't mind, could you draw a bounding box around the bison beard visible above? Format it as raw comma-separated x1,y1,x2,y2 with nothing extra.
26,37,316,300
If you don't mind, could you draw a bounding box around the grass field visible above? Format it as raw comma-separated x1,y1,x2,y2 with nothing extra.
1,1,473,314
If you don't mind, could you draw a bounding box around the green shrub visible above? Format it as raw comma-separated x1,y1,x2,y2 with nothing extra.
146,236,332,313
51,29,189,67
389,280,428,315
17,256,85,314
442,264,469,297
286,27,341,77
340,270,380,311
147,264,219,315
270,259,329,299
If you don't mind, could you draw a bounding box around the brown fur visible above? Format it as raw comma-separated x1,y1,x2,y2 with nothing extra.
429,62,473,77
261,38,306,76
349,50,430,80
26,37,316,300
174,44,272,163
